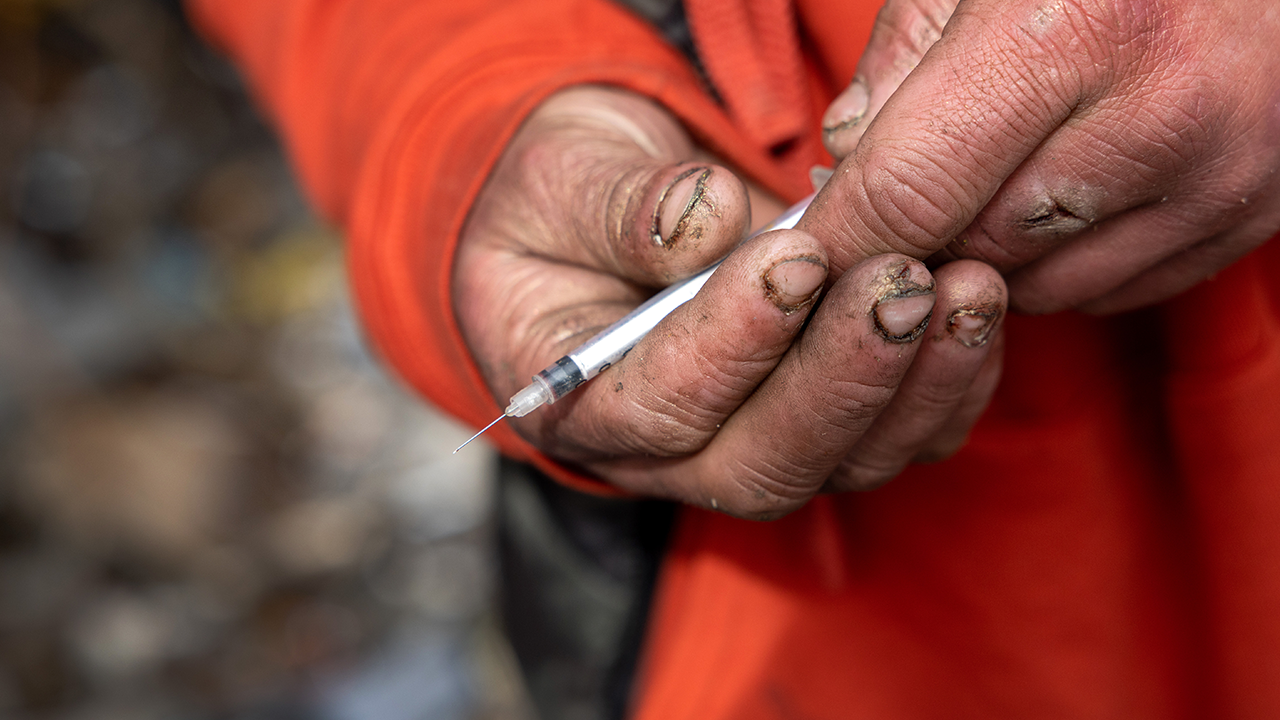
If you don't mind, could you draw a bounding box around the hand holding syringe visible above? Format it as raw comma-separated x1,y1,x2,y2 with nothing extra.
450,86,1007,516
454,193,815,453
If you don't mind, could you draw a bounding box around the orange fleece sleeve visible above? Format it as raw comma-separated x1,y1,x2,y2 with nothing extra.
184,0,803,493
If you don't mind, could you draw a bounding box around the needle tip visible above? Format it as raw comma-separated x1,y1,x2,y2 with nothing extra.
453,414,506,454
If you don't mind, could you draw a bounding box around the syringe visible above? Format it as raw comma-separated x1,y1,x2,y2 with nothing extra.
453,193,815,453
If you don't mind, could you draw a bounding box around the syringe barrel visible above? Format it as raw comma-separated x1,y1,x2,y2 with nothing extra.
531,192,815,405
567,263,718,384
532,356,587,405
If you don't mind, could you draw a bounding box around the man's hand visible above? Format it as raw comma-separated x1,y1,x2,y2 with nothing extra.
813,0,1280,314
453,87,1007,518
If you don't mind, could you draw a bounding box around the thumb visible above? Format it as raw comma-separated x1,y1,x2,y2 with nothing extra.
821,0,958,160
473,86,752,287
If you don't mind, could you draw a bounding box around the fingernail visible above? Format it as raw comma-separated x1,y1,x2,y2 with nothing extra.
947,308,999,348
874,294,934,342
654,166,711,248
821,78,869,134
764,256,827,314
873,263,935,342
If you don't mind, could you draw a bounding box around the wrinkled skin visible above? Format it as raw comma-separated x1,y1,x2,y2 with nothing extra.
816,0,1280,314
454,0,1280,518
454,88,1006,519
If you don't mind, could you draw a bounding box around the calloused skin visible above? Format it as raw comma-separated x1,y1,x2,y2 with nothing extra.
454,87,1007,519
815,0,1280,314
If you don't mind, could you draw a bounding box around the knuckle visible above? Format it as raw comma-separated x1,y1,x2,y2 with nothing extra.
506,125,664,262
503,136,588,231
859,142,970,252
621,352,777,457
710,433,849,520
951,202,1076,271
613,396,717,457
1031,0,1147,63
1141,80,1279,217
1016,192,1098,238
966,0,1140,109
901,379,969,418
1124,77,1220,175
721,462,816,520
809,375,899,431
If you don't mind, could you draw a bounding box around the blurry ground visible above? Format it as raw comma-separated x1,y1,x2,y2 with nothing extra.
0,1,531,718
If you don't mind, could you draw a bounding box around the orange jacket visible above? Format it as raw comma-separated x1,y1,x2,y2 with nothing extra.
188,0,1280,716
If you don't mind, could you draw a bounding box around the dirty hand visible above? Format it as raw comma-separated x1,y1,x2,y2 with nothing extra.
813,0,1280,314
453,86,1007,519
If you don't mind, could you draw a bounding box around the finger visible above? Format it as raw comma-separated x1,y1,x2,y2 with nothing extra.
912,325,1004,462
801,0,1150,276
822,0,958,160
999,150,1280,315
825,259,1006,491
984,99,1280,313
1077,240,1254,315
476,86,752,286
1076,206,1280,315
872,1,1280,313
922,54,1245,279
995,201,1202,315
522,228,829,460
598,256,939,520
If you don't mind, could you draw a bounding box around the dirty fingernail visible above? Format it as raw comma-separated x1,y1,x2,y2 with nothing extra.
947,308,999,348
821,78,869,134
765,256,827,313
874,293,934,342
654,166,711,247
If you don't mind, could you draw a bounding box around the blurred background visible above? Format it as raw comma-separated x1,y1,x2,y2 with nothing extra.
0,0,530,717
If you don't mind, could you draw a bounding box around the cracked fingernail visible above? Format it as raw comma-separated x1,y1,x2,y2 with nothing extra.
822,77,869,134
947,308,999,348
872,262,935,342
654,166,711,247
874,293,934,343
764,256,827,314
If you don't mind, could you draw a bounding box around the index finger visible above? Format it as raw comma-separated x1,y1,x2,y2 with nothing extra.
801,0,1150,276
